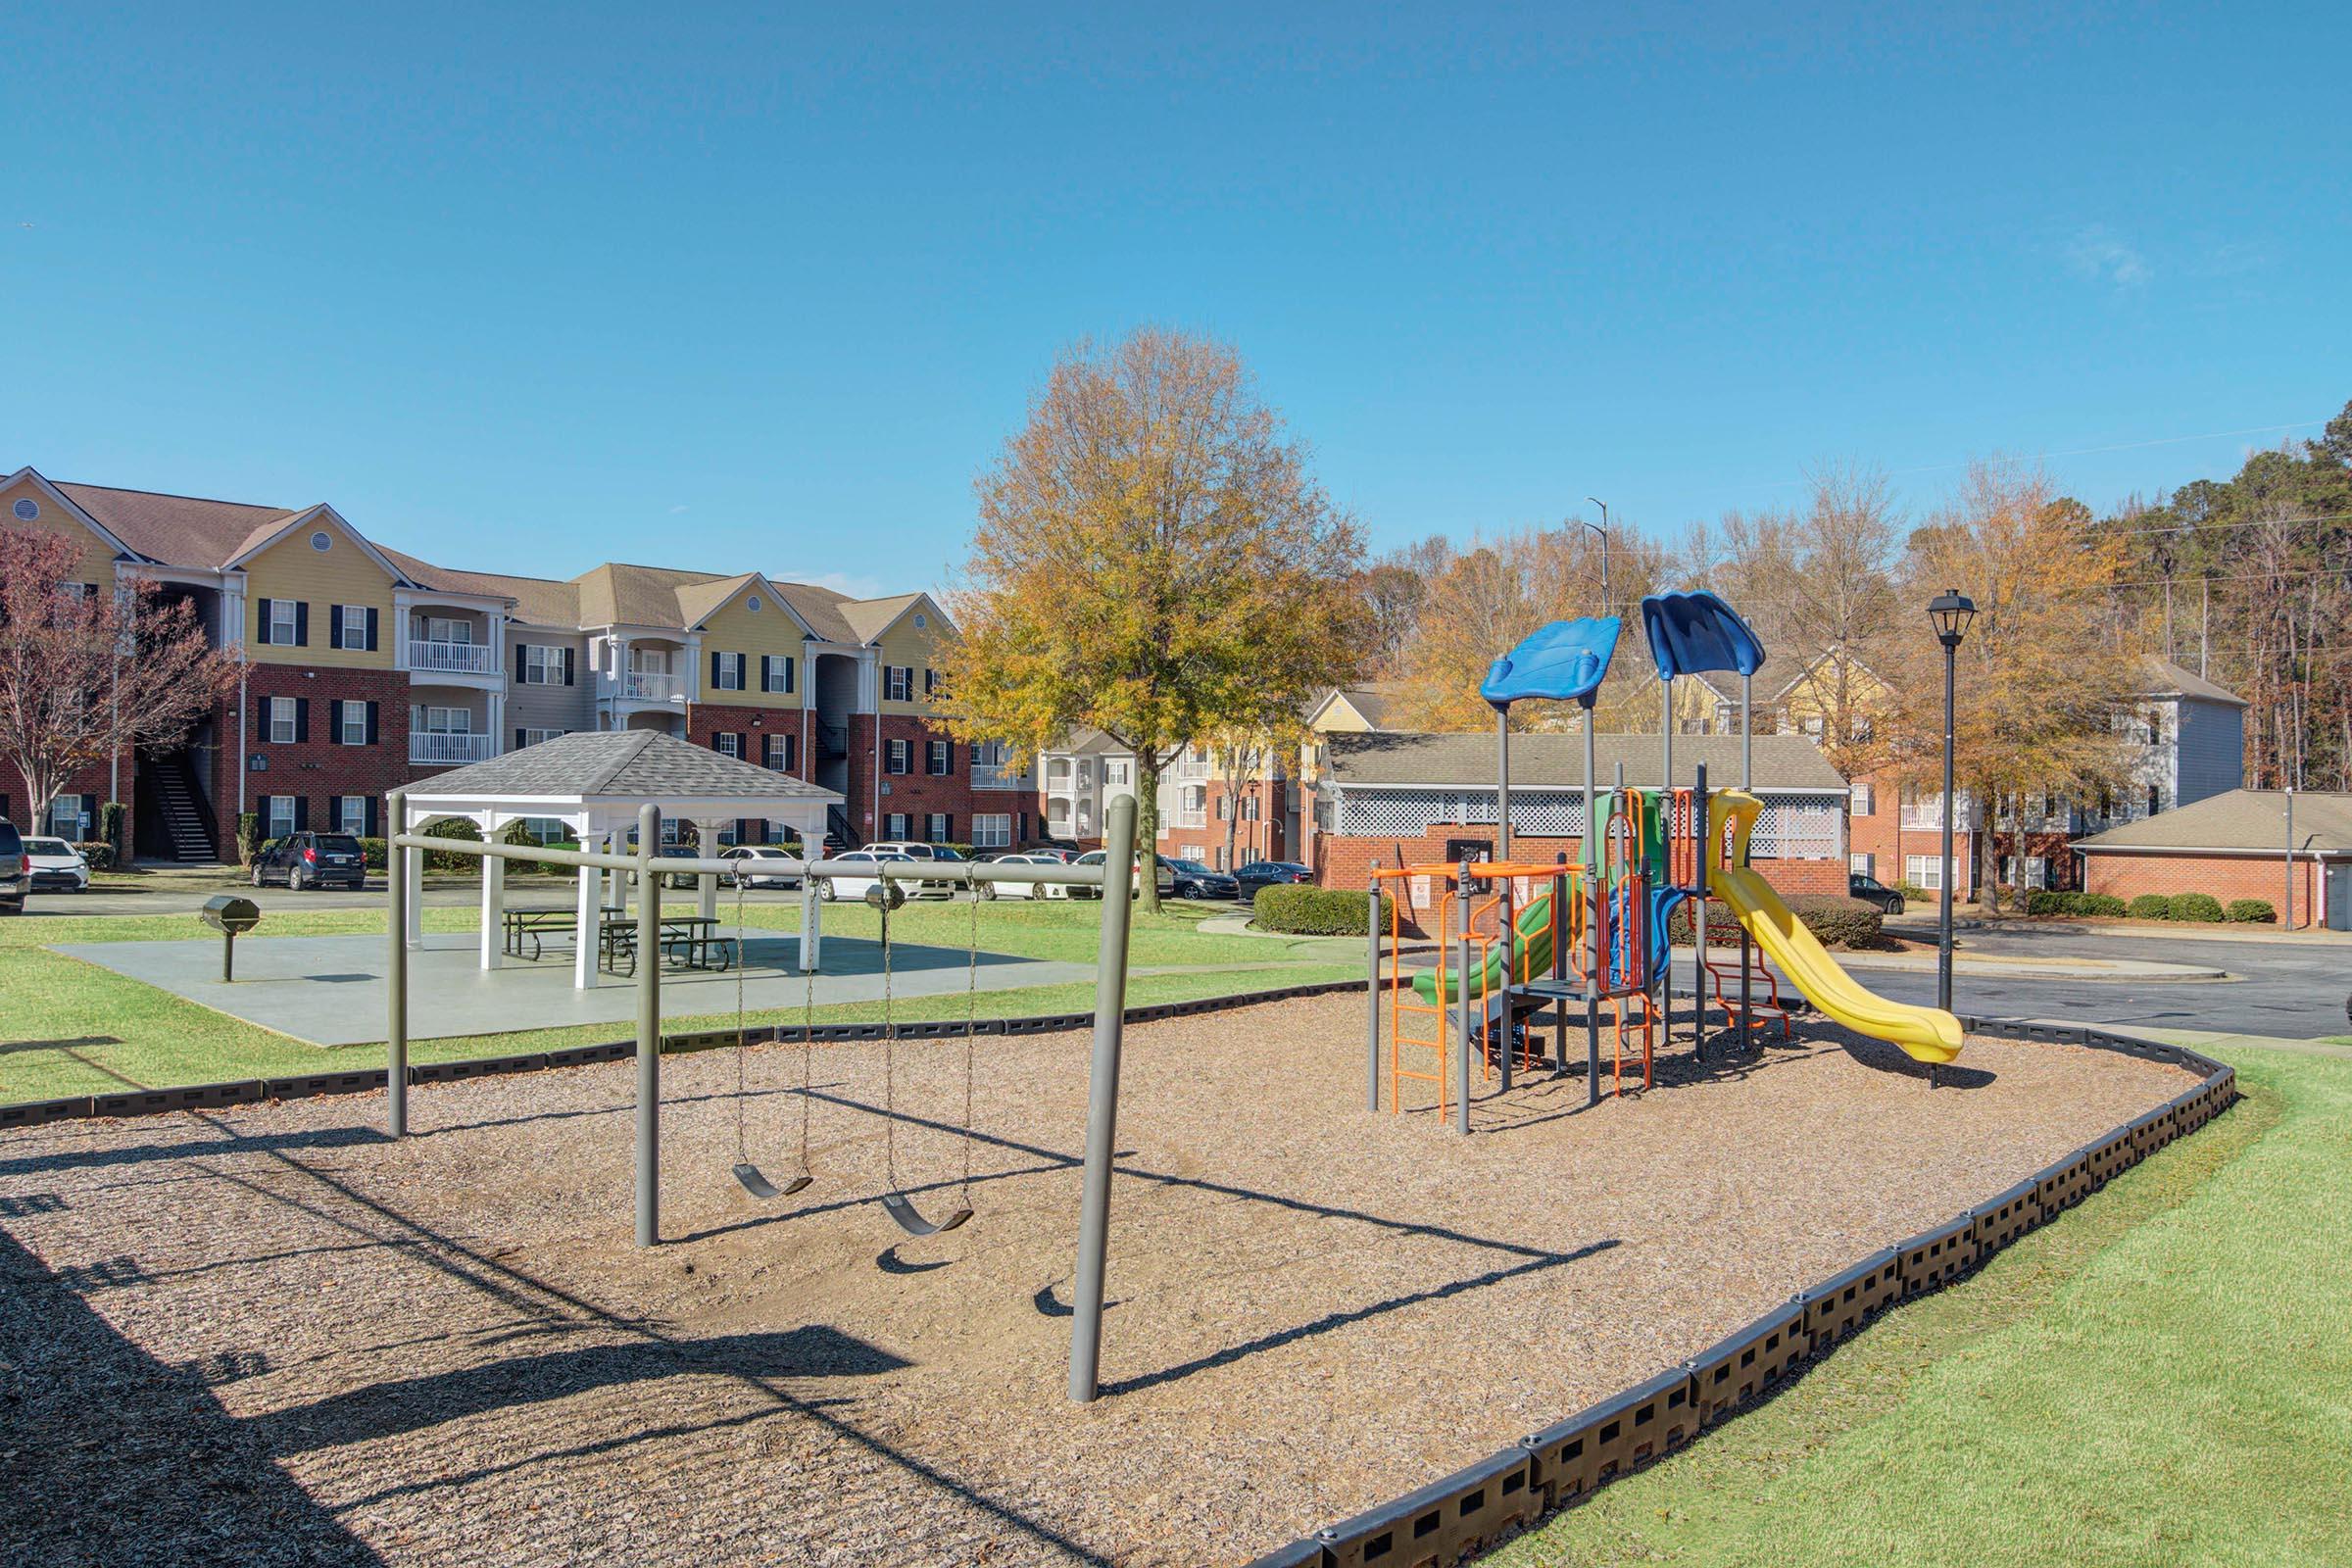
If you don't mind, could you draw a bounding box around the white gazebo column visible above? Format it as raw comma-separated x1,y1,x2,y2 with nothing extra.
479,825,505,971
574,833,603,990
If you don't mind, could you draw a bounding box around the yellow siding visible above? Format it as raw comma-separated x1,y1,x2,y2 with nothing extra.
0,477,119,584
242,519,396,668
696,587,808,709
1311,696,1375,734
875,607,945,714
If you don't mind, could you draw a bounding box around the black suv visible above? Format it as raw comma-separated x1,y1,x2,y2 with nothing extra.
1847,872,1905,913
251,832,368,891
0,820,24,915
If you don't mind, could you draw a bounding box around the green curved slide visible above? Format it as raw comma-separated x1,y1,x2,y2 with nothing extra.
1411,890,1557,1004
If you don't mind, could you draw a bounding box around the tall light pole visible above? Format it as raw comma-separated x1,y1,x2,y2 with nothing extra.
1582,499,1611,615
1928,589,1977,1011
2284,787,2296,930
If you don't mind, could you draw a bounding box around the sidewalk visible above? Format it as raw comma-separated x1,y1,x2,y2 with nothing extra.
1887,914,2352,948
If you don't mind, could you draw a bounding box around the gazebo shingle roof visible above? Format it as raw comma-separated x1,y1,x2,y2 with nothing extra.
405,730,839,804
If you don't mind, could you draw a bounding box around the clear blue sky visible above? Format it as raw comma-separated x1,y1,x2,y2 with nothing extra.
7,3,2345,596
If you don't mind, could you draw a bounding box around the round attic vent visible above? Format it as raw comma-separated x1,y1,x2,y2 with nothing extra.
11,498,36,520
310,530,332,552
748,595,762,612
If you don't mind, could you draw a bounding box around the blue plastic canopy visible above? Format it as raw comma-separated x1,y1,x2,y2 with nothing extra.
1641,591,1766,680
1480,615,1622,709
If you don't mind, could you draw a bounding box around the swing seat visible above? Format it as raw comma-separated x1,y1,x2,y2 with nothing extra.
881,1191,972,1236
733,1161,812,1200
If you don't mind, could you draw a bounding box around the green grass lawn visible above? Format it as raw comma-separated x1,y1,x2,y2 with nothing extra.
0,898,1356,1106
1485,1036,2352,1567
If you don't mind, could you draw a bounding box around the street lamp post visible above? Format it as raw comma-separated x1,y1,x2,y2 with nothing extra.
1582,499,1611,614
1928,589,1977,1012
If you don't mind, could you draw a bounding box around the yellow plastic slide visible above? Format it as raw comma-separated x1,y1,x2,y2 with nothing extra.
1711,866,1965,1064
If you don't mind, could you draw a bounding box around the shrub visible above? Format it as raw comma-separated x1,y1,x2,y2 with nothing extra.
73,841,117,871
99,801,128,860
1890,880,1929,902
358,836,388,869
2226,898,2277,924
235,812,263,865
1253,884,1391,936
2169,891,2226,923
537,841,583,877
2026,890,2081,916
420,816,484,871
2128,893,2172,920
2078,893,2129,917
1664,893,1882,950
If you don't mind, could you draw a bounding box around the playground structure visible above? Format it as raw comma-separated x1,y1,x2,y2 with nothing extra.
1368,591,1967,1124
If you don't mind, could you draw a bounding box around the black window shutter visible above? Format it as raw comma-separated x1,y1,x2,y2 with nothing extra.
924,667,936,695
563,647,575,686
294,602,309,647
366,797,379,837
294,698,310,743
787,733,798,771
514,644,526,682
784,655,795,694
367,607,380,651
710,650,721,691
256,598,274,644
329,700,345,741
326,606,342,649
294,796,310,831
366,702,379,746
760,656,771,693
514,728,526,751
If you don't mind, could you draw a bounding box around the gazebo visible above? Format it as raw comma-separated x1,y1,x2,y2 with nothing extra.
395,730,843,988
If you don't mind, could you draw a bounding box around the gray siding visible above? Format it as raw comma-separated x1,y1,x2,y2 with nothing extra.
2173,697,2244,808
506,629,594,744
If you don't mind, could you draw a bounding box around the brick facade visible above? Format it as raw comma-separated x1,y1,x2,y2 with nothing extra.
217,669,411,843
687,702,815,782
2082,851,2327,925
1159,777,1294,867
1,754,127,840
853,713,993,845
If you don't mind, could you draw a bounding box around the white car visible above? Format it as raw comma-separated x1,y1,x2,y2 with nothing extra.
720,844,804,889
22,835,90,892
820,849,924,904
983,852,1077,900
1073,849,1176,901
855,842,965,899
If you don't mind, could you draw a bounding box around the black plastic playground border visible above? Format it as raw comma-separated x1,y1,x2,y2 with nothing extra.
1237,1016,2241,1568
0,977,1374,1130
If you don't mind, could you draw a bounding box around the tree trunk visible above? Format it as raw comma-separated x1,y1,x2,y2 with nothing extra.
1136,760,1163,915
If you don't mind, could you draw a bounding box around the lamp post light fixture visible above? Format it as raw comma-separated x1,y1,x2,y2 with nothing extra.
1927,588,1977,1011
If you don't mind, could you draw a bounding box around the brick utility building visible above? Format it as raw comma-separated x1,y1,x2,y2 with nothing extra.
1307,730,1852,902
0,463,1030,860
2075,788,2352,930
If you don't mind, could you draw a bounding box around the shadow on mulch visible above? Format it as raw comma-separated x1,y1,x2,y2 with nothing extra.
0,1226,384,1567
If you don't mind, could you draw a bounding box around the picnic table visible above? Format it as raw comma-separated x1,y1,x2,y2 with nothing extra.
601,914,739,976
502,906,623,961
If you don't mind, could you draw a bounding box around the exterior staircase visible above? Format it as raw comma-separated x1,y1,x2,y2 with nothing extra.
146,754,219,862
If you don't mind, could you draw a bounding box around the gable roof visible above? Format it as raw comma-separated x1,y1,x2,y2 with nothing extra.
836,591,929,644
403,729,840,805
1321,730,1847,793
2139,658,2247,708
2075,788,2352,856
1311,683,1401,730
51,479,300,569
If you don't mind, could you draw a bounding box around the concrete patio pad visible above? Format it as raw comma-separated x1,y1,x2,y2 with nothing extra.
52,929,1094,1048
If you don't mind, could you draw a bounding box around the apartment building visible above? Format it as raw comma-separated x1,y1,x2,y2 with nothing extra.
1035,730,1297,866
0,465,1032,858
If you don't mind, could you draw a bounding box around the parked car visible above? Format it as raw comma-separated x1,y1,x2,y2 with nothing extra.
860,841,966,898
721,844,804,889
21,835,90,892
0,819,25,915
1847,872,1905,913
827,851,917,903
1021,842,1084,862
1072,849,1177,900
250,831,368,891
985,851,1079,900
1234,860,1313,899
1161,857,1241,902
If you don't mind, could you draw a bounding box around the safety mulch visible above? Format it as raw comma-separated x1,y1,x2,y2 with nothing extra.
0,994,2196,1566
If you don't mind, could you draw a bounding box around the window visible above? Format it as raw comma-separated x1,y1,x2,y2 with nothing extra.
885,813,910,839
926,739,951,775
886,739,909,774
518,727,566,747
885,665,913,703
1904,854,1944,892
339,703,368,746
972,813,1012,849
49,797,86,838
338,605,368,649
1216,797,1231,820
420,706,472,733
913,612,927,628
764,733,798,771
1242,794,1260,821
518,817,569,845
336,796,368,837
424,615,472,644
761,654,796,694
267,600,299,646
923,667,937,696
926,813,951,843
270,697,298,744
521,645,568,685
1850,853,1876,876
2146,784,2162,817
747,595,761,612
310,530,332,553
1103,760,1130,788
713,732,744,760
1848,782,1875,816
267,796,297,838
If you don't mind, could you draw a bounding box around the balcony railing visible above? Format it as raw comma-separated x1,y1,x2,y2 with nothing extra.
614,671,686,702
411,731,495,764
972,763,1032,791
407,639,499,675
1166,809,1207,831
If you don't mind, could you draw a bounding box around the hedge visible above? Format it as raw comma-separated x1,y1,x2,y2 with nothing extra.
2079,893,2129,916
72,841,117,872
1253,885,1392,936
2227,898,2277,923
2169,891,2226,923
2026,890,2129,918
2128,893,2172,920
1663,893,1884,951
